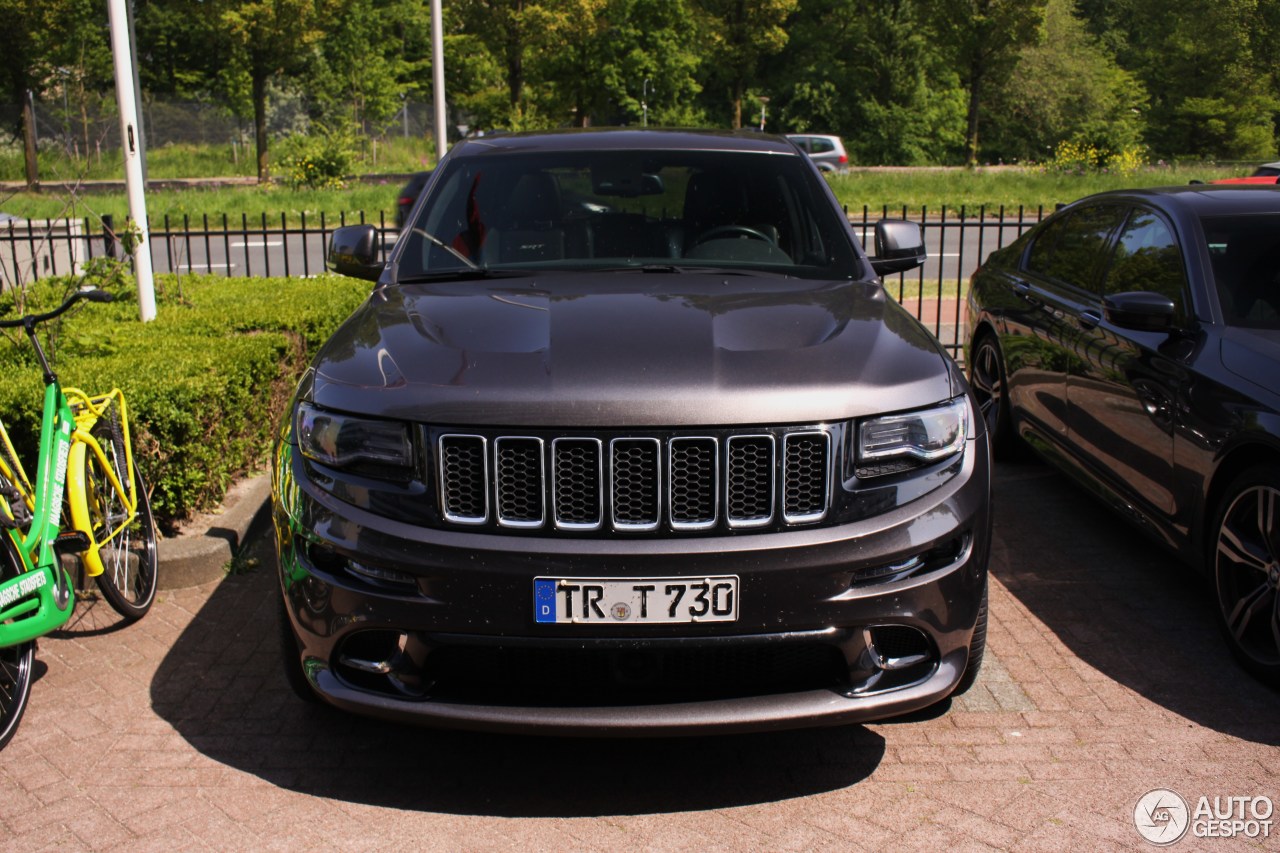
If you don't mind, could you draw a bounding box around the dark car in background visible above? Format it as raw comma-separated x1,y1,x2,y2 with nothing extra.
394,171,432,229
274,128,992,736
966,186,1280,684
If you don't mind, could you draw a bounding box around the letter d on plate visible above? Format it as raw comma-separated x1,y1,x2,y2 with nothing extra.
534,579,557,623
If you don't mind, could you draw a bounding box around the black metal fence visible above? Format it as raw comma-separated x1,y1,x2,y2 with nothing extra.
1,206,1049,356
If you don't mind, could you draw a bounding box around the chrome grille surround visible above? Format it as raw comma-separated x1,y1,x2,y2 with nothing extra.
782,430,832,524
433,427,833,535
438,434,489,524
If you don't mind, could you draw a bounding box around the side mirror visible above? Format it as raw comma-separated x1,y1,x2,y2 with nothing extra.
1103,291,1176,332
869,219,926,276
327,225,384,282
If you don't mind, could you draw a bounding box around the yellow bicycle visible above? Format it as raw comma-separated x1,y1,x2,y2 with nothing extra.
0,289,158,747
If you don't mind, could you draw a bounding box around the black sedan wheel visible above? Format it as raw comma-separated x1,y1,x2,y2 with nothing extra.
1214,465,1280,685
969,334,1018,457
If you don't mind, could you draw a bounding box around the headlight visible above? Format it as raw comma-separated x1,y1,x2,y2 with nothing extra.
295,403,412,468
858,398,967,464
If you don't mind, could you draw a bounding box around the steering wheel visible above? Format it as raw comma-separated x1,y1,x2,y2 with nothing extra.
692,225,776,247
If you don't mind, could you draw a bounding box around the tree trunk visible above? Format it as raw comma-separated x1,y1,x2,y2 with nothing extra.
22,92,39,189
965,64,983,167
732,77,743,129
253,73,269,183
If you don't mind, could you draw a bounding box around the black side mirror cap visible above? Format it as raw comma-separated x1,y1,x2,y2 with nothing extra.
327,225,385,282
869,219,926,276
1103,291,1177,332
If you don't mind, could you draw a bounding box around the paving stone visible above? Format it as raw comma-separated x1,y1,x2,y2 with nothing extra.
2,460,1279,849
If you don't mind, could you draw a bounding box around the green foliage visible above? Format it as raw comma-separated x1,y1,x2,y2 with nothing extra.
0,274,369,529
275,125,359,190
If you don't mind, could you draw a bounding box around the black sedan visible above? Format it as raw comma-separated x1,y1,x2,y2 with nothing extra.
273,128,993,736
966,185,1280,684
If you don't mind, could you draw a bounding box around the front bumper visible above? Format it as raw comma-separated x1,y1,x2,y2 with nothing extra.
273,432,991,736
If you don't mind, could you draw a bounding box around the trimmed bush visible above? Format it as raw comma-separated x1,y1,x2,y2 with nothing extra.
0,274,369,530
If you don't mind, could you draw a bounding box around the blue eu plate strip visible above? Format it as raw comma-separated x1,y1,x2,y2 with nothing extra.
534,578,556,623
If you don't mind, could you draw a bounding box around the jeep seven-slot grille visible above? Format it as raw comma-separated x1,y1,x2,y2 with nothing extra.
437,429,830,534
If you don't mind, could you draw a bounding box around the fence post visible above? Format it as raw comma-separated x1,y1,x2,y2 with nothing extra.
102,214,119,259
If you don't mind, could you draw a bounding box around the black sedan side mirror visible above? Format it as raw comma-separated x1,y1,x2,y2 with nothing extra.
1103,291,1177,332
870,220,926,276
327,225,385,282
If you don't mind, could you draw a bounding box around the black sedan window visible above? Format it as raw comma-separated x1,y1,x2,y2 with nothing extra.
1104,208,1188,318
1025,205,1126,292
1204,214,1280,328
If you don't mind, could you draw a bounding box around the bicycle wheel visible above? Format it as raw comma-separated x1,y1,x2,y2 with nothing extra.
0,534,34,750
84,414,158,620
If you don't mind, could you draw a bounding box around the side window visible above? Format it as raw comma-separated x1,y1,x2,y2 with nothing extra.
1104,208,1188,316
810,138,835,154
1024,205,1125,292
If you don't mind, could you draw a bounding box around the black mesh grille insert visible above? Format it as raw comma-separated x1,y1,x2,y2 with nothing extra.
783,432,829,520
422,642,849,705
440,436,487,521
496,438,544,525
727,436,774,524
669,438,716,527
553,439,602,527
611,439,660,527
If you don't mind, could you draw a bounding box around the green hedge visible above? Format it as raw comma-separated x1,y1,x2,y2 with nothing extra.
0,274,370,530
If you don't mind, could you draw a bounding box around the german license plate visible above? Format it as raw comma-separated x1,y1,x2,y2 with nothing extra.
534,576,739,624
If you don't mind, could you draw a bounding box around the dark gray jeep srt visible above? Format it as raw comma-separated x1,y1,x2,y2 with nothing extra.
272,128,991,736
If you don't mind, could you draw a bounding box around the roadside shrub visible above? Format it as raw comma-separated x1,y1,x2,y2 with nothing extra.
276,124,359,190
0,273,369,530
1043,139,1146,176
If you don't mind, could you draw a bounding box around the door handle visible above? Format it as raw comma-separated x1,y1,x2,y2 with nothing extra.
1078,310,1102,330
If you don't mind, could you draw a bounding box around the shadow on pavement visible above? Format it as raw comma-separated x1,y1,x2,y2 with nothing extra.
989,457,1280,745
150,530,885,815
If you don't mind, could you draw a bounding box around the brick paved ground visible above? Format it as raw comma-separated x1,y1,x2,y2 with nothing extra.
2,458,1278,851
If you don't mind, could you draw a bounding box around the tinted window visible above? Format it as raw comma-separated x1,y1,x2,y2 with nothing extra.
401,149,860,280
1025,205,1125,291
810,138,835,154
1104,208,1188,316
1203,213,1280,328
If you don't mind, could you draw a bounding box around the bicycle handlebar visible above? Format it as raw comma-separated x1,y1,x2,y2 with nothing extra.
0,288,114,330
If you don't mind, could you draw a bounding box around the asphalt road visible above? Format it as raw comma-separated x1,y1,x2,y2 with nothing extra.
147,217,1041,289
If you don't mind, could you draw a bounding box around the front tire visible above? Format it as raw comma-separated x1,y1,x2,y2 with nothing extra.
968,333,1020,459
952,581,988,696
84,416,158,621
1212,465,1280,686
0,535,34,750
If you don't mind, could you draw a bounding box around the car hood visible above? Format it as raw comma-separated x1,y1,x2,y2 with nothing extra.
309,275,953,427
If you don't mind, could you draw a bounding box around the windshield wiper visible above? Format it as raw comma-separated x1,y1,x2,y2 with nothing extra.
395,267,536,284
589,264,790,277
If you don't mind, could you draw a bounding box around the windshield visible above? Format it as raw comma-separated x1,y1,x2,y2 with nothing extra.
1203,213,1280,328
397,148,861,280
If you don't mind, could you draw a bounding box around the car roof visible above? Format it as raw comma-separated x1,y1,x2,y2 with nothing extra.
446,128,799,157
1070,185,1280,217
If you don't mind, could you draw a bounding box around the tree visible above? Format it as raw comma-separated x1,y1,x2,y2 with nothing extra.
693,0,798,128
984,0,1147,163
931,0,1045,166
1076,0,1279,159
217,0,327,181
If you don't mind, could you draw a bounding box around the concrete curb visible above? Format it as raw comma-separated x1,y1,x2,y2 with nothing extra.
155,472,273,590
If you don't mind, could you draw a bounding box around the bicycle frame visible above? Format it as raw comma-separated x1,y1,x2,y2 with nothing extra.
65,388,137,578
0,382,76,647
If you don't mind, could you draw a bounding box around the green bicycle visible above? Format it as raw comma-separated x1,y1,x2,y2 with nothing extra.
0,288,159,749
